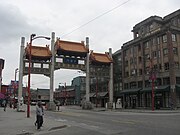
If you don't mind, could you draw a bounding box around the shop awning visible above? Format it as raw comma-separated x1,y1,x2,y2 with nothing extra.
89,93,95,97
141,85,170,92
83,93,97,98
94,92,108,97
175,84,180,92
120,88,141,94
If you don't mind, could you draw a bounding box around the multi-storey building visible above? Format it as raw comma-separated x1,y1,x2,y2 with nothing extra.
54,85,76,105
89,51,113,107
71,76,86,105
121,9,180,109
113,50,123,102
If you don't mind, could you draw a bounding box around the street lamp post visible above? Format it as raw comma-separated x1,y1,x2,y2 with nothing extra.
27,34,50,118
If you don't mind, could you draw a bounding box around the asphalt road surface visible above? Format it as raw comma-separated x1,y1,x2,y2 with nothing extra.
42,108,180,135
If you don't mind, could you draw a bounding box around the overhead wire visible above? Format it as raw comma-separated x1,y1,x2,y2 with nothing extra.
26,70,84,86
61,0,131,38
26,0,132,87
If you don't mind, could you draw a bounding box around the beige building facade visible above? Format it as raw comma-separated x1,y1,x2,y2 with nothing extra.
121,9,180,109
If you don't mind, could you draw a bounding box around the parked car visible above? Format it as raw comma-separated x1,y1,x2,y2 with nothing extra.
31,101,36,106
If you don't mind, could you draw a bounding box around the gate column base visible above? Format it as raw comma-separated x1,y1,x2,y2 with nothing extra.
46,101,56,111
82,101,93,110
107,102,113,109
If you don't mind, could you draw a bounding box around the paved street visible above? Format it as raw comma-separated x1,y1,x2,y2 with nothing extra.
44,106,180,135
0,105,180,135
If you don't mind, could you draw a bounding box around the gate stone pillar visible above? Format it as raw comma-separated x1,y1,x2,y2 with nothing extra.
108,48,114,109
17,37,25,112
48,32,56,110
83,37,92,109
85,37,90,102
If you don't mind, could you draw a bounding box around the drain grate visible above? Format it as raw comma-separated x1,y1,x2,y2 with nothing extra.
48,125,67,131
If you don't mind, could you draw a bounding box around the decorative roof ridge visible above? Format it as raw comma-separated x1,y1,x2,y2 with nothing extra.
26,44,50,49
57,39,85,45
55,39,89,53
25,44,52,60
90,51,113,63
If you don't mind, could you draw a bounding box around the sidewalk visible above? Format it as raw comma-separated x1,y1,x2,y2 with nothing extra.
64,105,180,113
0,106,66,135
113,108,180,113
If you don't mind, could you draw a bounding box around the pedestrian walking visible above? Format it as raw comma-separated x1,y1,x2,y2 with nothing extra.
35,102,44,129
2,99,7,111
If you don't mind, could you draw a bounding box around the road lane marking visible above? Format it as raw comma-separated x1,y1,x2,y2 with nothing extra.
112,119,136,125
54,111,84,117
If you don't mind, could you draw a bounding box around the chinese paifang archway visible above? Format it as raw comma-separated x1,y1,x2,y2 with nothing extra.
18,32,113,110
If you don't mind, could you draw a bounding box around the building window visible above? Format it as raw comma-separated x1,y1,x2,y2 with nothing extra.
175,62,179,69
138,56,142,63
152,51,157,58
156,78,162,86
145,80,150,87
176,77,180,84
130,82,136,89
164,63,169,70
172,34,176,42
171,19,178,26
125,71,129,77
124,50,127,56
118,56,121,61
159,64,162,70
158,50,161,58
157,37,160,44
173,47,178,54
145,54,150,59
154,64,158,70
130,47,133,54
138,81,143,88
134,57,137,64
144,41,149,48
131,69,136,76
125,60,128,67
135,32,139,38
124,83,129,89
163,77,170,85
150,24,154,31
130,58,133,64
152,38,156,45
163,48,168,55
162,34,167,43
138,44,141,51
145,66,150,75
139,69,142,75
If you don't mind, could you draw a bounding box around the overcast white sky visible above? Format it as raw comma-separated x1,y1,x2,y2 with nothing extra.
0,0,179,89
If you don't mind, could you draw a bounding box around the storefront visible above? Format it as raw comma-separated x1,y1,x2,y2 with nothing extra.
175,85,180,108
121,88,141,109
140,85,170,108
